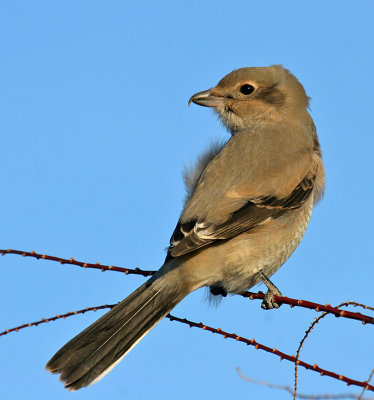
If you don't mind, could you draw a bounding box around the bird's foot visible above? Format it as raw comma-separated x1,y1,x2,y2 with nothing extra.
260,272,282,310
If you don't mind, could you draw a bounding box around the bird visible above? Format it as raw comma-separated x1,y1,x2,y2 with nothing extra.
46,65,325,390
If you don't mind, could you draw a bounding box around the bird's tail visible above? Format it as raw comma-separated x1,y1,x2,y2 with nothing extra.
46,280,187,391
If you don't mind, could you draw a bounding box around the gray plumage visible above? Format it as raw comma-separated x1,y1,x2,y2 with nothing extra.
183,140,225,203
46,282,188,390
46,65,325,391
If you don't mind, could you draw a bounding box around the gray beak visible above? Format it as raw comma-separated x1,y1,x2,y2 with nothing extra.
188,89,225,107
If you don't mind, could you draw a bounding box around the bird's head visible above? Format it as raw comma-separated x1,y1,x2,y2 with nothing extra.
189,65,310,134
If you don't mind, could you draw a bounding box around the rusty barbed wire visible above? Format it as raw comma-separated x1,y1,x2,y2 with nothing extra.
0,248,156,276
359,370,374,400
2,248,374,394
293,302,374,400
166,314,374,391
1,249,373,326
1,304,373,392
241,292,374,325
0,304,115,337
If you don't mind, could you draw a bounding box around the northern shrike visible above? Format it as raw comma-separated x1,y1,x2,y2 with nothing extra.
46,65,325,390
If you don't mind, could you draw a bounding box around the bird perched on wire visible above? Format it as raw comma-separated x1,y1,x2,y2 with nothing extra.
46,65,325,390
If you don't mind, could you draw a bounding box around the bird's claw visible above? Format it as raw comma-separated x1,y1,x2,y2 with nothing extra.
260,272,282,310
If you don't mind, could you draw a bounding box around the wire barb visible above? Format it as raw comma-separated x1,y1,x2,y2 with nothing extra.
165,314,374,392
1,303,373,392
293,302,374,399
2,248,374,393
241,292,374,325
0,248,156,277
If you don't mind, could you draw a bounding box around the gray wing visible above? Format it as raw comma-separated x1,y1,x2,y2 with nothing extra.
166,174,315,260
165,126,324,262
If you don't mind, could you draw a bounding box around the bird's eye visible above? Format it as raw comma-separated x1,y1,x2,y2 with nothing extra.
240,84,255,95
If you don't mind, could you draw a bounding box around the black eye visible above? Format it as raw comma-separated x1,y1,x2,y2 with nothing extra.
240,84,255,95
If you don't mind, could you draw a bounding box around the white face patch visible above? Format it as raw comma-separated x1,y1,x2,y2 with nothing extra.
214,105,244,135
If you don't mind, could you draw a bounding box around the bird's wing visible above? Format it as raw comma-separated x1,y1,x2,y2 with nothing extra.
167,128,323,259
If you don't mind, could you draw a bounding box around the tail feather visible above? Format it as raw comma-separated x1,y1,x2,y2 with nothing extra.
46,281,186,391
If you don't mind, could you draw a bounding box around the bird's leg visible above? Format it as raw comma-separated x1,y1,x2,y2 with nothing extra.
260,272,282,310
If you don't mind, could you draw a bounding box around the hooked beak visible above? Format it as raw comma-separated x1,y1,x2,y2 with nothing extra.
188,89,225,108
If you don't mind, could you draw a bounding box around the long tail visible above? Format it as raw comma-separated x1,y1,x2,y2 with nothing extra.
46,280,187,391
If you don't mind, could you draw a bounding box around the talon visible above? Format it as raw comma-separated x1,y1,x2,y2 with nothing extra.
260,272,282,310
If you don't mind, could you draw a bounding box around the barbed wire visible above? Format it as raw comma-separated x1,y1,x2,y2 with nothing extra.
0,248,156,276
0,304,115,337
1,248,373,394
294,302,374,399
359,370,374,400
1,249,373,325
1,303,373,391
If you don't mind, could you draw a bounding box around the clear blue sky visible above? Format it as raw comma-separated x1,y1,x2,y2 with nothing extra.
1,2,373,399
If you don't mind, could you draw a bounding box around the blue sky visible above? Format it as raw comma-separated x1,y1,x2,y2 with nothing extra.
1,2,373,399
